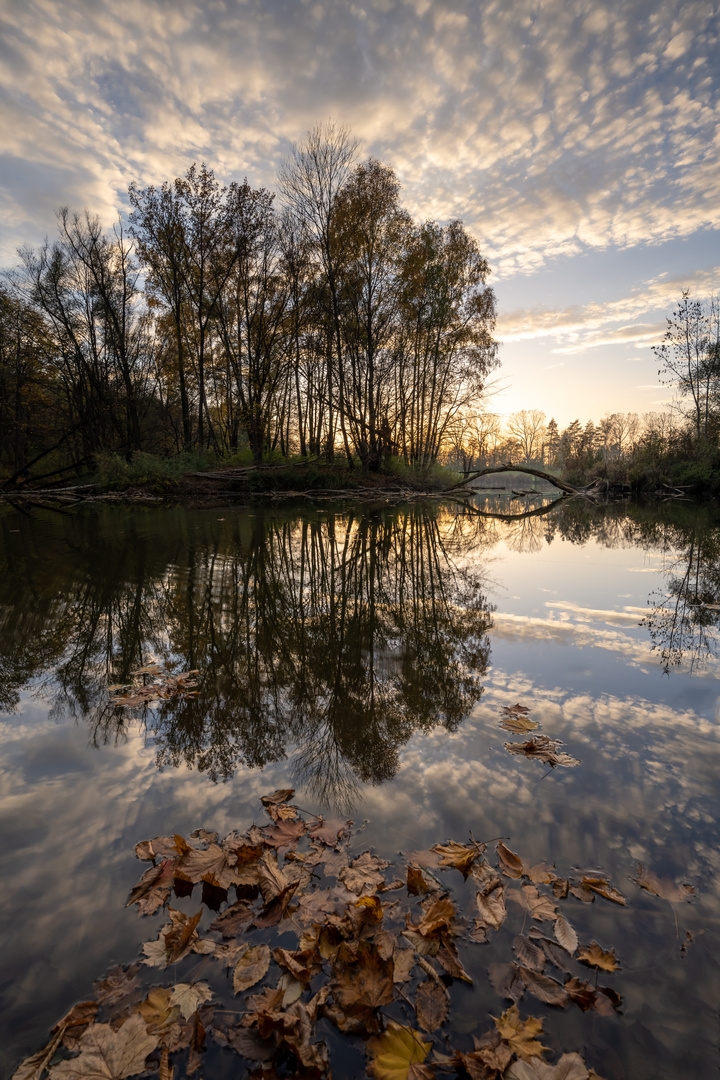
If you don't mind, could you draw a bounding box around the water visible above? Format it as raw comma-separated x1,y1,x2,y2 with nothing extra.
1,497,719,1078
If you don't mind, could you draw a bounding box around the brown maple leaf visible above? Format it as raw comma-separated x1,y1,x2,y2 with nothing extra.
50,1014,159,1080
330,940,394,1012
494,1003,549,1060
578,941,619,972
338,851,390,894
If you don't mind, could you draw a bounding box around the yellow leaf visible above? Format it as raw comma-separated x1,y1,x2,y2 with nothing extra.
368,1022,431,1080
493,1003,549,1060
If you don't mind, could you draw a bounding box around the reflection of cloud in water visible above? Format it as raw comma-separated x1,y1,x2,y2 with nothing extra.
545,600,648,625
492,611,720,679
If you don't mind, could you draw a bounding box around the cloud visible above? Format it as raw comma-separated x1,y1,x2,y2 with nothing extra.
498,265,720,352
0,0,718,273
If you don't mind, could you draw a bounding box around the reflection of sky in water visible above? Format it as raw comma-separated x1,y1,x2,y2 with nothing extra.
2,504,720,1078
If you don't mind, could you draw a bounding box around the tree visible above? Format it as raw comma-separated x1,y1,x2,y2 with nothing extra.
19,211,150,459
545,417,559,463
279,121,358,461
212,180,292,463
505,409,546,463
332,159,411,470
395,220,498,466
653,292,720,441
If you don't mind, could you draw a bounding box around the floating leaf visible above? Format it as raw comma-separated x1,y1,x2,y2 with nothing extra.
50,1015,159,1080
517,965,569,1007
367,1021,431,1080
554,916,578,955
497,842,524,878
169,982,214,1019
339,851,390,894
578,941,619,972
505,736,579,768
415,979,449,1032
233,944,271,994
506,1052,590,1079
520,885,558,922
580,877,626,905
408,865,430,895
432,840,483,876
632,863,694,902
493,1003,549,1060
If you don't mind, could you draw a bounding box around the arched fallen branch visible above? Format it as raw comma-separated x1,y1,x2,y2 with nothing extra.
447,464,579,495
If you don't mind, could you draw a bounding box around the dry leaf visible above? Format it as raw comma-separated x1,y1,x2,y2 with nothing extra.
415,979,449,1032
513,935,545,972
408,865,430,895
504,735,579,767
494,1003,549,1060
93,965,141,1007
168,982,213,1020
367,1021,431,1080
497,842,524,878
339,851,390,894
632,863,694,902
517,965,569,1007
260,788,295,806
520,885,558,921
505,1052,590,1079
554,916,578,955
50,1015,159,1080
331,940,394,1011
432,840,483,876
233,944,271,993
578,942,618,972
580,877,626,905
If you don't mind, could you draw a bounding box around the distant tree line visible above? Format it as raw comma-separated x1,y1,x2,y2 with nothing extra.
0,123,499,485
443,292,720,487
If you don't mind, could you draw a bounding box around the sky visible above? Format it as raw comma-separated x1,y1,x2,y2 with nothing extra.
1,0,718,428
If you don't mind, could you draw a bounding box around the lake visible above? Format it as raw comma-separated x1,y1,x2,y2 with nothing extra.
1,496,719,1079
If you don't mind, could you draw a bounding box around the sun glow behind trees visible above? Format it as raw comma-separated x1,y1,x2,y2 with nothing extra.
1,124,499,481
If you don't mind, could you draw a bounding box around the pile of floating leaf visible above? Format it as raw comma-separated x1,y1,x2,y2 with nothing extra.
109,665,200,709
501,703,580,768
14,785,695,1080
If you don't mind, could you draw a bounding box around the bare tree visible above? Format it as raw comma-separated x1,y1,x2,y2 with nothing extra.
505,409,546,463
278,121,358,461
654,292,720,441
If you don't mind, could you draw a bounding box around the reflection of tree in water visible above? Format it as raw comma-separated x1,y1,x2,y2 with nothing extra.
642,523,720,674
150,508,493,809
0,505,492,809
452,496,720,674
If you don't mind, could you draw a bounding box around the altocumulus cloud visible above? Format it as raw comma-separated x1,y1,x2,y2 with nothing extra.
0,0,718,277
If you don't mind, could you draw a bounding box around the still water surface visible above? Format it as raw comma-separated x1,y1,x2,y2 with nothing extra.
1,497,719,1078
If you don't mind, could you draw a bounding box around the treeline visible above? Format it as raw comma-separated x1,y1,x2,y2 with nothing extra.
0,123,498,486
444,293,720,489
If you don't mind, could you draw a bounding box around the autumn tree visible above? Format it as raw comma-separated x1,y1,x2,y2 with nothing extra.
395,220,498,466
332,159,412,470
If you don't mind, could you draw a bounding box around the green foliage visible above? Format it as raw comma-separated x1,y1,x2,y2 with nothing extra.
385,455,462,489
92,451,215,491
